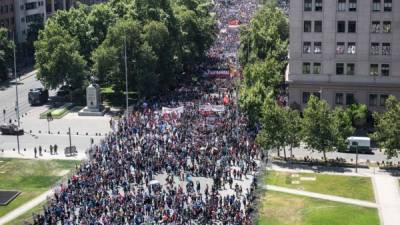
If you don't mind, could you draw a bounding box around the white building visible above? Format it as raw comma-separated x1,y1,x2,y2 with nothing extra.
15,0,46,42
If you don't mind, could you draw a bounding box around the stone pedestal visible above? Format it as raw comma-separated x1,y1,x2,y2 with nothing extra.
78,84,106,116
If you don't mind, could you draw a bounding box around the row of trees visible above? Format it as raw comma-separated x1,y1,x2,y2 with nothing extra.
237,3,288,124
35,0,216,97
0,28,14,82
257,96,354,162
257,95,400,161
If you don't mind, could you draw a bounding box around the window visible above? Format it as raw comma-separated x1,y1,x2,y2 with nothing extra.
303,42,312,54
303,62,311,74
336,42,345,54
314,21,322,32
335,93,344,105
313,92,321,99
304,0,312,11
348,21,357,33
313,63,321,74
303,92,311,104
336,63,344,75
380,94,389,106
370,43,380,55
304,21,312,32
382,43,391,55
383,21,391,33
369,94,378,106
315,0,323,11
25,2,37,10
372,0,381,12
338,0,346,11
314,42,322,54
349,0,357,11
384,0,392,12
381,64,390,76
346,93,355,105
370,64,379,76
337,21,345,32
372,21,381,33
347,42,356,54
346,63,355,75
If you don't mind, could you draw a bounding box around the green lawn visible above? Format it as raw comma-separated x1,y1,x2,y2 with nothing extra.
0,158,79,217
256,191,380,225
265,170,375,202
5,201,47,225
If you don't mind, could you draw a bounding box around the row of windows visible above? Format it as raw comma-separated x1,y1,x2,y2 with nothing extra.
303,92,389,107
302,62,390,76
371,21,392,33
337,21,356,33
303,42,322,54
20,1,44,10
336,42,356,55
304,0,392,12
0,4,14,13
372,0,392,12
304,0,323,11
371,43,391,56
0,17,14,27
304,21,322,32
337,0,357,12
21,13,44,23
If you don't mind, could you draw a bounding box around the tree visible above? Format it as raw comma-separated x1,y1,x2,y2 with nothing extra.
371,96,400,158
332,107,355,151
0,28,13,82
35,22,87,90
302,96,336,162
87,3,117,48
239,4,288,67
256,99,287,159
92,19,158,97
347,103,368,128
285,108,302,158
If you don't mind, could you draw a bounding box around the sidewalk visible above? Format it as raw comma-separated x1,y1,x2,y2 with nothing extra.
264,184,378,208
0,189,52,224
373,175,400,225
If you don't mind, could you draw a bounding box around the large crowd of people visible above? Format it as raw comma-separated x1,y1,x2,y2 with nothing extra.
30,0,261,224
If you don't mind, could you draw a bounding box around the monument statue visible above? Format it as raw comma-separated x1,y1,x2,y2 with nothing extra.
78,77,106,116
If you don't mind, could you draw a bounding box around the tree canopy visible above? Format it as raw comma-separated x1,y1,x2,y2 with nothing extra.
371,96,400,158
34,0,216,96
0,28,13,82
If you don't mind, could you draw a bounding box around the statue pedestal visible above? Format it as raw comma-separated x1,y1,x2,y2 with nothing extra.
78,83,106,116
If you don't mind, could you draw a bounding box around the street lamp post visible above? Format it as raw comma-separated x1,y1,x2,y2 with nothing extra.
2,109,5,123
355,142,359,173
13,33,21,154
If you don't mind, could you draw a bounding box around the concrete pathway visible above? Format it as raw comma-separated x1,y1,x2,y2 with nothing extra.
373,175,400,225
264,184,378,208
0,189,53,224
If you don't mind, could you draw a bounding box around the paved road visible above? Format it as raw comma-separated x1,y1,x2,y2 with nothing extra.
373,175,400,225
264,184,378,208
0,70,42,123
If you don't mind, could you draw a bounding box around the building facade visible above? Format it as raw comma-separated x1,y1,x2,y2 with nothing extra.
286,0,400,111
0,0,16,34
14,0,46,42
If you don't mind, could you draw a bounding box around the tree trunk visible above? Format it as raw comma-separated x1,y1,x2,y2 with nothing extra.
277,147,280,157
283,147,287,161
290,145,293,158
323,150,327,163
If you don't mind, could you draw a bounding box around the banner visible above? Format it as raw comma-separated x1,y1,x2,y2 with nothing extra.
162,106,184,115
203,70,230,78
199,104,225,112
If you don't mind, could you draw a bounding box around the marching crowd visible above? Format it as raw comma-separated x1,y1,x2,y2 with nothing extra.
31,0,261,224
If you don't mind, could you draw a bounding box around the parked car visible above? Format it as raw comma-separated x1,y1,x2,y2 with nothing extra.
28,88,49,106
0,124,24,135
345,136,372,154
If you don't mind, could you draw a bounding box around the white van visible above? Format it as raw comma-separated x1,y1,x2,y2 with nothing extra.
346,136,371,153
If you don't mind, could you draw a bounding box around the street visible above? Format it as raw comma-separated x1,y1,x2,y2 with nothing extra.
0,70,43,123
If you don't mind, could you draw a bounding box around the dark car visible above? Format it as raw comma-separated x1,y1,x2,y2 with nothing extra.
0,124,24,135
28,88,49,106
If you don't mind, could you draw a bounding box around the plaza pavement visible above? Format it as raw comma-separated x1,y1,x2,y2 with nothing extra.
0,105,112,160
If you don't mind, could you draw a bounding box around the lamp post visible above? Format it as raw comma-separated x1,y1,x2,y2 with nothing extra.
354,142,359,173
2,109,5,123
13,33,20,154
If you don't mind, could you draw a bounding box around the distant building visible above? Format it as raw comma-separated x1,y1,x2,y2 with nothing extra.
14,0,46,42
286,0,400,111
0,0,16,35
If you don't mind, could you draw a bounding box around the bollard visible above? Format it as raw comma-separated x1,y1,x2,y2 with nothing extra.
39,130,41,134
86,133,88,136
13,148,15,151
58,131,60,134
76,132,79,135
24,148,26,151
30,130,32,133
